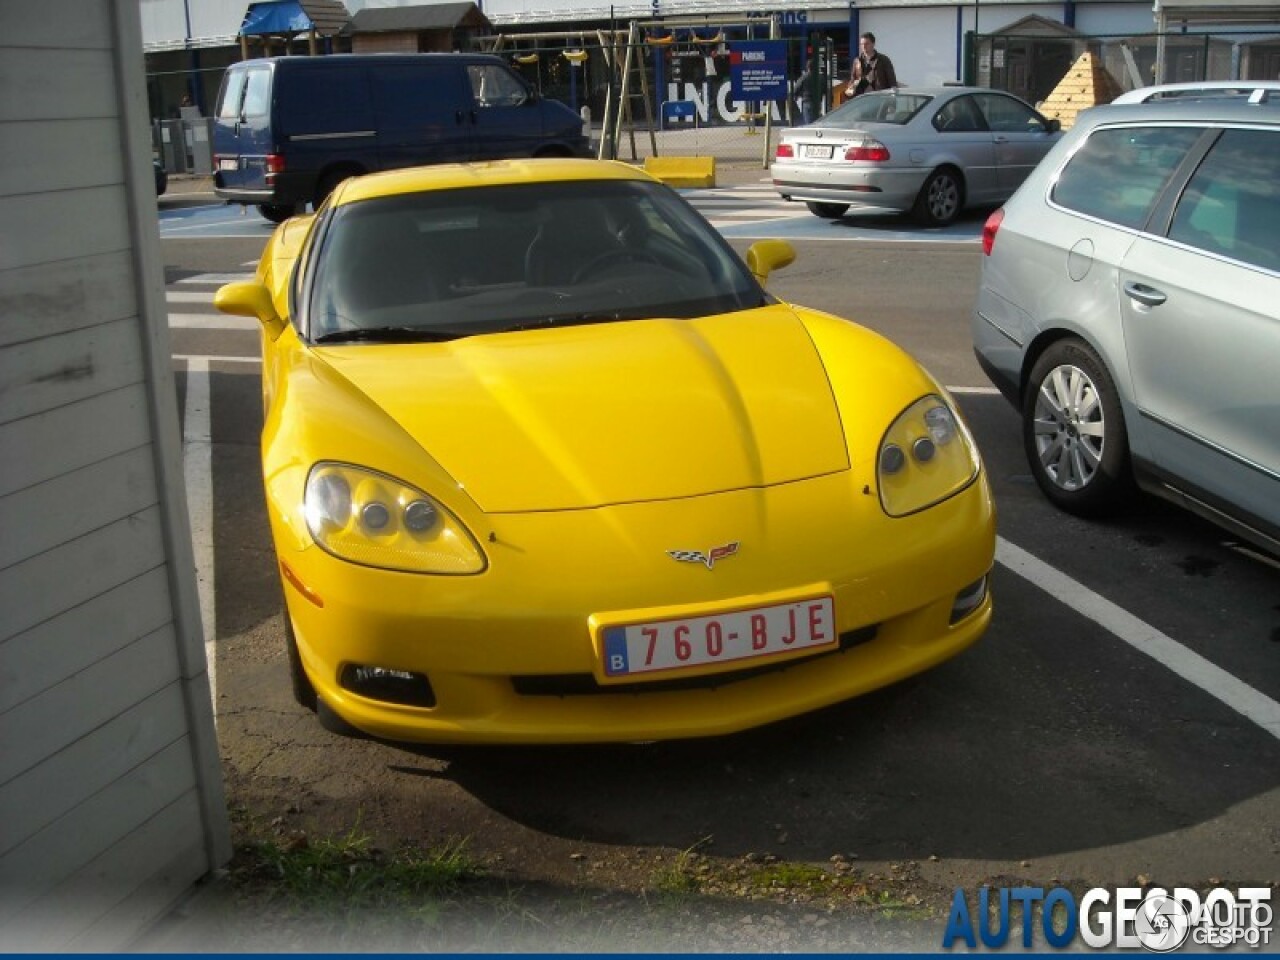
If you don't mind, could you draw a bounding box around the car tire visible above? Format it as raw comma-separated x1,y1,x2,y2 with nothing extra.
258,203,295,224
806,201,849,219
913,167,963,226
1023,338,1133,516
281,601,317,712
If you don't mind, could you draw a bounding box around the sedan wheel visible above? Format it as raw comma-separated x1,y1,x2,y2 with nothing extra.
806,201,849,219
913,168,963,226
1023,339,1132,515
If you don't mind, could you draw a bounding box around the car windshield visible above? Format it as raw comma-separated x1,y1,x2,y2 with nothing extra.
306,179,766,341
810,92,932,128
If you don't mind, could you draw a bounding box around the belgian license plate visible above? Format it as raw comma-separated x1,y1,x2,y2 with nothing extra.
217,158,239,172
803,144,834,159
601,596,836,679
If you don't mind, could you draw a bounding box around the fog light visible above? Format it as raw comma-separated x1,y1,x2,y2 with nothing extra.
949,575,988,624
340,664,436,707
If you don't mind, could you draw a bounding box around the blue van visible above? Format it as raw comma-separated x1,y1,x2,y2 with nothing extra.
213,53,590,222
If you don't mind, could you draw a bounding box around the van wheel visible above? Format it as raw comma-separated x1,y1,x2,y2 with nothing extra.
314,166,362,208
258,203,295,224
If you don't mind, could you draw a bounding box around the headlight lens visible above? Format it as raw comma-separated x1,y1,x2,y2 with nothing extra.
304,463,485,574
877,395,979,517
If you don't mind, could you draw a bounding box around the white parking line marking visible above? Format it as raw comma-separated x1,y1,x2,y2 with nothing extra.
178,272,253,285
174,354,261,364
182,358,217,716
166,291,212,303
947,385,1001,395
997,537,1280,741
169,313,257,330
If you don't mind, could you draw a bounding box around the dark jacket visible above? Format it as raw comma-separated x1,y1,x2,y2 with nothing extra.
847,52,897,96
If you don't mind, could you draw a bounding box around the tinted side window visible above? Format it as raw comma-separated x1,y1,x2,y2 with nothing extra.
241,68,272,119
1168,129,1280,273
975,93,1044,133
1052,126,1201,229
216,70,246,120
933,95,986,132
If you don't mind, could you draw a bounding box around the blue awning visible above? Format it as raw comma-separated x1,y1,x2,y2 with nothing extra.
240,1,316,37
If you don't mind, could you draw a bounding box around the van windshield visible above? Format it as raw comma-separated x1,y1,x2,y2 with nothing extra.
307,179,766,342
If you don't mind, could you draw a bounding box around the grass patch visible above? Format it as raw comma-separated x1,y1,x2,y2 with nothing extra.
233,824,483,917
649,836,712,902
751,862,831,892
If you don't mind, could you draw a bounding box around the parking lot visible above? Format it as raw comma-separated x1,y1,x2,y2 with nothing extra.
158,182,1279,949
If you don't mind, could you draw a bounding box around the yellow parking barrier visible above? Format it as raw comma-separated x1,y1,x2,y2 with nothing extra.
642,156,716,188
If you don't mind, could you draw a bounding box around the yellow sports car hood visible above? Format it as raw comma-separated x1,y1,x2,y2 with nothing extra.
315,306,849,513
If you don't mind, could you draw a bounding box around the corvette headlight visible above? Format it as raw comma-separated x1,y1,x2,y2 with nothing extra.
304,463,485,574
877,396,979,517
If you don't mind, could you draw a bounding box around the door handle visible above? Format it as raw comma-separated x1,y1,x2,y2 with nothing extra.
1124,281,1167,307
992,135,1008,144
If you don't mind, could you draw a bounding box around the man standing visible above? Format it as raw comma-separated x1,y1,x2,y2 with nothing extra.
845,32,897,97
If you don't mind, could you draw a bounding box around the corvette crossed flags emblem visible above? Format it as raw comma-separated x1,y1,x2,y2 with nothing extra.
667,541,740,569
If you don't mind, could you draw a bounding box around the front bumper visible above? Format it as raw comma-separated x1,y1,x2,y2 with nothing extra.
279,470,996,744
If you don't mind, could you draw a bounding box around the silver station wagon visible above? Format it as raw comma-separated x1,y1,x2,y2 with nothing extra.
972,83,1280,555
771,86,1061,226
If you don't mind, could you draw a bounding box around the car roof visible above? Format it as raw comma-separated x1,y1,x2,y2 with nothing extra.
1074,93,1280,132
333,158,656,206
1111,81,1280,105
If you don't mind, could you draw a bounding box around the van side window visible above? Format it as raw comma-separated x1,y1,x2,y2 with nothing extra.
242,69,271,119
467,65,527,108
1168,129,1280,273
216,70,246,120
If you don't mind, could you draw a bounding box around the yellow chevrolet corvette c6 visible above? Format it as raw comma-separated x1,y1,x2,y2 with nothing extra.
215,158,995,745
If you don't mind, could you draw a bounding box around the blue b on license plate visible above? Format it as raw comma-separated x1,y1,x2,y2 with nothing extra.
600,596,836,679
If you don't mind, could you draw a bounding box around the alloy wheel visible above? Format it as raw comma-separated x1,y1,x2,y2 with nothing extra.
1031,363,1106,491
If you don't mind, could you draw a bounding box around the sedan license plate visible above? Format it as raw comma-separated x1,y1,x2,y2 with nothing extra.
217,158,239,172
601,597,836,679
803,144,834,159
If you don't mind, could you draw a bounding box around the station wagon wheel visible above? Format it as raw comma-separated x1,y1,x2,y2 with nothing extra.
1023,338,1132,516
913,167,963,226
805,202,849,219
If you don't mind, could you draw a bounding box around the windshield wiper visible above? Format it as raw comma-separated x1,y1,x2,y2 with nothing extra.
499,312,630,333
313,325,469,344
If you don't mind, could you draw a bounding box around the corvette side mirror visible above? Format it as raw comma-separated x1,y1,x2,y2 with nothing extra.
745,239,796,287
214,281,287,340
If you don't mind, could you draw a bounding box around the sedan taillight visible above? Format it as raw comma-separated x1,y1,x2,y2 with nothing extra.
776,143,795,158
982,208,1004,256
844,140,890,162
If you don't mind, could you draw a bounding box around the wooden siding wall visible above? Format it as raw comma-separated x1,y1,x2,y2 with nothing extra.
353,32,421,55
0,0,230,950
